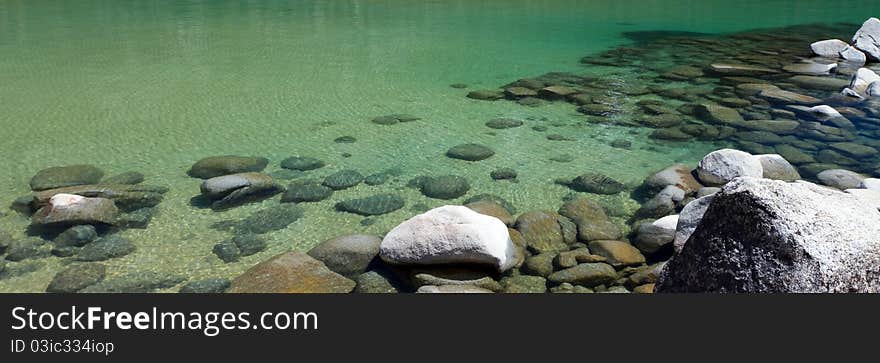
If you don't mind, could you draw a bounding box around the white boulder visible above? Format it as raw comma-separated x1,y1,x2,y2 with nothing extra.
756,154,801,181
840,46,867,65
850,68,880,94
852,17,880,61
379,205,516,271
810,39,849,57
634,215,679,255
862,178,880,191
696,149,764,186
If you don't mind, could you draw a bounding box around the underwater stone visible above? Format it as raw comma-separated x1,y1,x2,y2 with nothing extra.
29,164,104,191
548,263,617,287
211,204,304,235
420,175,470,199
307,234,381,278
335,194,405,216
485,118,524,129
281,181,333,203
564,173,626,195
229,251,355,293
490,168,517,180
463,194,516,214
188,156,268,179
76,235,136,261
46,263,106,293
364,172,391,186
212,240,240,263
334,135,357,143
280,156,325,171
446,143,495,161
179,278,231,293
5,238,51,261
466,90,504,101
31,194,119,226
200,172,282,209
322,170,364,190
102,171,145,185
54,225,98,247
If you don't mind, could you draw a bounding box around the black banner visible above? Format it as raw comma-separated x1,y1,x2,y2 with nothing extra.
0,294,876,361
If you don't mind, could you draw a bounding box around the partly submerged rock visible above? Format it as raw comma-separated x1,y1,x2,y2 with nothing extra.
211,204,304,235
308,234,381,278
810,39,849,57
696,149,763,186
852,17,880,61
228,251,355,293
657,178,880,292
200,172,281,209
561,172,626,195
379,205,516,272
31,194,119,226
756,154,801,181
817,169,866,190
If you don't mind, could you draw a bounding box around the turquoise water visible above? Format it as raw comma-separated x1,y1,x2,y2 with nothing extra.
0,0,878,292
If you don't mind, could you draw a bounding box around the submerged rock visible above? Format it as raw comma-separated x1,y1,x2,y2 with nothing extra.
562,173,626,195
322,170,364,190
280,156,325,171
46,264,106,293
188,156,268,179
53,225,97,247
30,164,104,191
485,118,524,129
31,184,167,212
557,197,621,241
102,171,145,185
354,270,399,293
76,235,136,261
334,194,404,216
420,175,470,199
379,206,516,271
229,251,356,293
466,90,504,101
446,143,495,161
642,164,703,195
465,200,514,226
657,178,880,292
179,278,231,293
211,204,304,235
281,181,333,203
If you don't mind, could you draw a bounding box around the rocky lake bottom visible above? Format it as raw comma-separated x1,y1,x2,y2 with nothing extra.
1,2,880,292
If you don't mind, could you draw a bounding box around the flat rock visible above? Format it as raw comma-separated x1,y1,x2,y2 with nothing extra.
446,143,495,161
76,235,135,261
642,164,703,195
782,62,836,76
46,264,106,293
30,165,104,191
709,63,778,76
564,173,626,195
335,194,404,216
817,169,866,190
695,104,744,125
31,194,119,226
281,181,333,203
211,204,303,234
322,170,364,190
788,75,850,91
758,88,821,105
548,263,617,287
485,118,524,129
200,172,281,209
228,251,355,293
587,240,645,267
379,206,516,271
420,175,470,200
188,156,268,179
280,156,325,171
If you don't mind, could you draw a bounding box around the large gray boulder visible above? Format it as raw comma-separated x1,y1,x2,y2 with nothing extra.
696,149,763,186
379,205,517,271
852,17,880,61
656,178,880,293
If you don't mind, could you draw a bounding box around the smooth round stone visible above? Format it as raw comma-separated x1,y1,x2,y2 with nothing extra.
466,90,504,100
490,168,517,180
46,264,106,293
212,240,240,262
187,156,268,179
364,173,390,186
280,156,325,171
179,278,231,293
231,234,266,257
465,201,514,226
611,139,632,149
446,143,495,161
696,149,763,186
281,182,333,203
210,204,304,235
335,194,405,216
817,169,866,190
227,251,355,293
463,194,516,214
30,164,104,191
485,118,524,129
322,170,364,190
421,175,470,199
102,171,145,185
268,169,305,180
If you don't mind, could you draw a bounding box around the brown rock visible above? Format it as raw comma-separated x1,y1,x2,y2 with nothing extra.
588,240,646,268
228,251,355,293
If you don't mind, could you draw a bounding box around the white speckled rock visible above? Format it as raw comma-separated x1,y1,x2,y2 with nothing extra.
657,178,880,292
696,149,763,186
846,189,880,211
673,195,715,254
379,205,516,271
868,81,880,97
840,46,867,65
817,169,866,190
634,215,679,255
756,154,801,181
852,17,880,61
810,39,849,57
862,178,880,191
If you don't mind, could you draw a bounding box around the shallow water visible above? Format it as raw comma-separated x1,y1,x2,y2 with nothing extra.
1,0,878,292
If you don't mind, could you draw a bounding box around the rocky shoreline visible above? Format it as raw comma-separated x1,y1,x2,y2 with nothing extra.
2,19,880,293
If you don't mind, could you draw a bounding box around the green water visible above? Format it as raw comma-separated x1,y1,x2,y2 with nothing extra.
0,0,877,292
